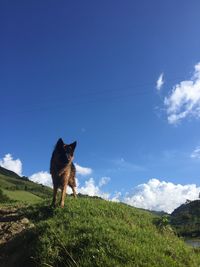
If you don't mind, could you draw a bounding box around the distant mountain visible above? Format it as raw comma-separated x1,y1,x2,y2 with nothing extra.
171,200,200,237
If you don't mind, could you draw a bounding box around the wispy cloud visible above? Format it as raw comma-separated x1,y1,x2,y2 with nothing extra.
191,146,200,159
98,176,110,187
156,73,164,91
0,154,22,176
74,163,92,176
112,158,145,172
164,62,200,124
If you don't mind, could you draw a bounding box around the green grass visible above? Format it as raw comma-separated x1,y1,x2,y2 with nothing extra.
2,189,42,204
12,197,200,267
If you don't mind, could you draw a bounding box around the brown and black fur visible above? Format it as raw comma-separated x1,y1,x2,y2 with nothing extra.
50,138,77,207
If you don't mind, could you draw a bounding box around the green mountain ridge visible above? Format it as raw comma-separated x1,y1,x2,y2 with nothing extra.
0,166,52,203
171,200,200,237
0,166,22,179
0,167,200,266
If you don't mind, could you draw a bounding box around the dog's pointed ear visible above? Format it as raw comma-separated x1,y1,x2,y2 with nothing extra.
55,138,64,151
57,138,64,144
70,141,77,151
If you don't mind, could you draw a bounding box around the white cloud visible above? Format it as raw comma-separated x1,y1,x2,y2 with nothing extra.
156,73,164,91
123,178,200,213
78,177,110,200
191,146,200,159
164,62,200,124
74,163,92,176
0,154,22,176
29,171,52,187
26,169,200,213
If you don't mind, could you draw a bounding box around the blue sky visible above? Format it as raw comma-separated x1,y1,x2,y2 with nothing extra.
1,1,200,212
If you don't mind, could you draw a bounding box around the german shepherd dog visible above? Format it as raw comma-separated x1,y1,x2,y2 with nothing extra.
50,138,77,207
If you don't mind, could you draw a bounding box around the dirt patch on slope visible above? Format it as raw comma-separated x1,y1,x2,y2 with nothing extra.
0,206,34,244
0,206,35,267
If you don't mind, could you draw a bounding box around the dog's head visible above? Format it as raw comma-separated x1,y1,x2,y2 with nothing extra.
55,138,77,162
64,141,77,161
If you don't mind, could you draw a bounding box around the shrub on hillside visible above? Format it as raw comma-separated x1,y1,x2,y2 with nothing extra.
0,188,10,203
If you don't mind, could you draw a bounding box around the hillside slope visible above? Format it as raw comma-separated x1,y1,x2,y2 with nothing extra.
0,166,52,203
0,198,200,267
0,167,200,267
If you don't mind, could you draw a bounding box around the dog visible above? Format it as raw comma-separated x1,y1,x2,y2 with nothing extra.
50,138,77,207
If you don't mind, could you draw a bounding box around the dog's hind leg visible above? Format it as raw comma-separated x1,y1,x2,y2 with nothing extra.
60,184,67,208
52,186,58,207
71,187,77,198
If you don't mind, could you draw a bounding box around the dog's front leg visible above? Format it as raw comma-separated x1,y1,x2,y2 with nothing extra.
60,184,67,208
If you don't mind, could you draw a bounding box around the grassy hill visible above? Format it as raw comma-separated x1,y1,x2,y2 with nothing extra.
0,166,52,203
0,167,200,267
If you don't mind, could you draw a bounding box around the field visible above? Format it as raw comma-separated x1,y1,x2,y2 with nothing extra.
2,189,41,203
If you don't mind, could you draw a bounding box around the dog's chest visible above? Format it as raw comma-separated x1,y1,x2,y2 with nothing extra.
55,164,71,186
